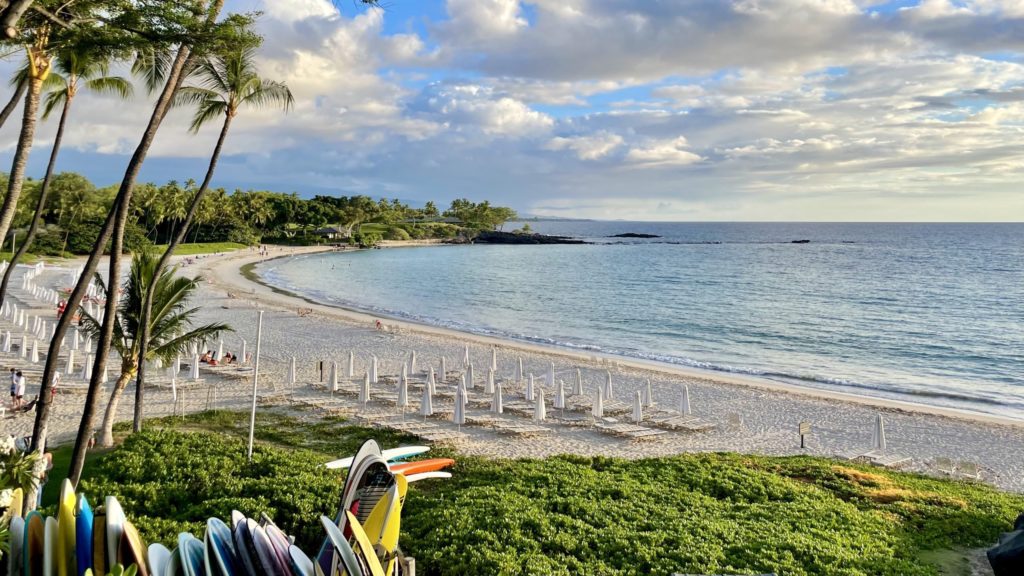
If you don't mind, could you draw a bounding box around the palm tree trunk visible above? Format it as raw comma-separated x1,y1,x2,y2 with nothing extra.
0,94,71,304
134,113,233,431
0,75,41,274
96,368,135,448
0,76,26,130
38,47,192,490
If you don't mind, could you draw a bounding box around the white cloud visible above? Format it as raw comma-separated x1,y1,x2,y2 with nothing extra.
545,132,623,160
625,136,703,166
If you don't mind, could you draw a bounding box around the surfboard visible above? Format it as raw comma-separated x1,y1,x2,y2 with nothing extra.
231,518,262,576
229,511,244,530
9,487,24,518
76,495,94,576
317,517,360,576
44,516,58,576
379,473,407,574
57,480,76,576
91,515,105,576
243,520,269,576
147,544,171,576
177,534,205,576
402,471,452,483
388,458,455,476
105,497,125,572
343,512,384,576
316,439,380,576
251,526,286,576
10,515,25,576
263,525,292,576
324,446,429,470
119,521,149,576
286,546,314,576
360,484,398,548
24,511,44,576
166,546,183,576
204,517,236,576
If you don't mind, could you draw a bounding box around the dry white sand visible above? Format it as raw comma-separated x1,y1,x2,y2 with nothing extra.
4,246,1024,493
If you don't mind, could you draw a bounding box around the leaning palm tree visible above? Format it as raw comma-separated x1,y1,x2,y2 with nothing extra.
0,49,132,304
131,45,292,432
79,251,230,447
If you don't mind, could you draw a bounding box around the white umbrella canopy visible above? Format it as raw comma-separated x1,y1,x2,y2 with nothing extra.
359,372,371,404
101,363,108,385
428,367,437,395
2,331,9,353
217,340,224,361
65,349,75,374
547,362,555,387
679,384,691,415
19,335,27,358
347,350,355,378
525,374,535,401
485,368,495,394
440,356,447,379
643,379,653,407
330,361,339,392
492,382,503,414
871,414,887,451
534,389,546,422
420,381,433,417
462,345,470,367
191,354,200,379
592,387,604,419
453,385,466,427
397,373,409,408
288,356,297,385
174,355,181,375
633,391,643,424
240,338,247,364
514,357,523,383
81,353,92,380
370,355,378,384
466,362,475,390
604,371,613,400
554,379,565,410
491,348,497,372
30,339,38,363
410,350,418,374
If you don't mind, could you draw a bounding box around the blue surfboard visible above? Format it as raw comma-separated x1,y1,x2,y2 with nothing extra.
75,495,93,576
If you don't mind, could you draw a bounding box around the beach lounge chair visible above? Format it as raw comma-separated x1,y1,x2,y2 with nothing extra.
932,457,956,476
864,450,911,468
835,448,872,462
595,421,667,441
957,461,982,480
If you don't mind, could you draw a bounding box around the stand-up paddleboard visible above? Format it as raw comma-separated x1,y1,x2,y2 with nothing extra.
316,440,381,576
263,525,292,576
286,547,314,576
230,511,244,531
166,547,183,576
177,534,205,576
379,474,408,575
119,521,149,576
204,518,237,576
91,516,105,576
147,544,171,576
343,512,384,576
388,458,455,476
402,471,452,483
10,515,25,576
44,517,58,576
251,526,286,576
105,497,126,571
76,495,94,576
317,517,360,576
345,457,393,528
231,519,262,576
25,511,44,576
360,484,398,547
324,446,429,470
9,488,24,518
243,520,269,576
57,480,77,576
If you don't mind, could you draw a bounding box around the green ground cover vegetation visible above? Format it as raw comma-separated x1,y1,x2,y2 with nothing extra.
61,410,1024,576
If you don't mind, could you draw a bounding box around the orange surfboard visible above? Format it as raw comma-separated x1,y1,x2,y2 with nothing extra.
388,458,455,475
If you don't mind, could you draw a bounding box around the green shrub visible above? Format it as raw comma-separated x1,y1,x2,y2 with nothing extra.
385,226,411,241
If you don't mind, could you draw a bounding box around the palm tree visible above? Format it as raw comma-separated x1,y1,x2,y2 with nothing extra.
131,44,292,432
0,75,27,129
0,49,132,304
79,251,230,447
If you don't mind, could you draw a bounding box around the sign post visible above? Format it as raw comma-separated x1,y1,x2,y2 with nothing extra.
799,421,811,449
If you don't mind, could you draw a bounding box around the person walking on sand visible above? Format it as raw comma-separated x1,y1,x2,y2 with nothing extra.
14,370,26,409
50,371,61,400
9,368,16,408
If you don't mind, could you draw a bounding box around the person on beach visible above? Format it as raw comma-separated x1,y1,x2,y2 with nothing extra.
9,368,16,408
50,371,61,400
15,371,26,409
375,319,383,331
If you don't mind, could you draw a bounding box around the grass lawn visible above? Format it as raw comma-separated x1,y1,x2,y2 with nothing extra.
64,409,1023,576
358,223,390,235
153,242,248,256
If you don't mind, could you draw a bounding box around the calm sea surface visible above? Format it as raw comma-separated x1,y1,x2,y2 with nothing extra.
256,222,1024,419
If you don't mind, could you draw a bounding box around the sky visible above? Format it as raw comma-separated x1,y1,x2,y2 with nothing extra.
2,0,1024,221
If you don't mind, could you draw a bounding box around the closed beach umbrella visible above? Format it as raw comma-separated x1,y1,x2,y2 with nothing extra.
525,374,535,401
174,355,181,375
592,387,604,419
492,382,503,414
440,356,447,379
81,353,92,380
604,371,613,400
2,331,9,353
491,348,497,372
370,355,378,384
191,354,201,379
485,368,495,394
84,335,91,352
397,373,408,408
453,385,466,429
466,362,474,390
680,384,691,415
410,350,417,374
101,363,109,385
515,357,524,382
573,368,583,396
554,379,565,410
154,357,163,370
330,361,338,392
30,339,38,363
217,340,224,361
347,350,355,377
65,349,75,374
170,373,177,402
359,372,371,404
547,362,555,387
20,335,27,358
534,389,546,422
288,356,297,385
402,361,408,383
463,345,470,367
643,379,653,407
871,414,887,451
420,381,433,418
240,339,247,364
428,366,437,395
633,391,643,424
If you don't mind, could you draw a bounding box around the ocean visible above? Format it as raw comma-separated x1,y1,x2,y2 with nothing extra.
255,222,1024,419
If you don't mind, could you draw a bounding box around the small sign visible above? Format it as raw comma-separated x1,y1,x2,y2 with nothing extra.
799,421,811,436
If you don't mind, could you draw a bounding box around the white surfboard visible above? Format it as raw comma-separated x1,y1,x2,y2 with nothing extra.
324,446,429,470
403,471,453,483
105,497,125,570
44,517,58,576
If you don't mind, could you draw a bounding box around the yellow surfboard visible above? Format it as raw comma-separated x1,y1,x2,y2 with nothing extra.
56,480,76,576
344,512,384,576
7,488,24,520
381,474,408,575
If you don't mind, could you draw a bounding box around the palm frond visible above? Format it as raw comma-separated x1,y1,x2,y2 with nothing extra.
83,76,133,99
241,79,293,112
189,99,227,133
41,86,68,120
172,85,219,108
132,47,173,95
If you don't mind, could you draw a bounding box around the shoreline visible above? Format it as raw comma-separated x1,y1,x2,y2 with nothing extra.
214,245,1024,430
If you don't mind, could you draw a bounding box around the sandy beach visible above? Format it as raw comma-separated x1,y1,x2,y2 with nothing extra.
4,245,1024,493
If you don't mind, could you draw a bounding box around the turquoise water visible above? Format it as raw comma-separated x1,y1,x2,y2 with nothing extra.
256,222,1024,419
